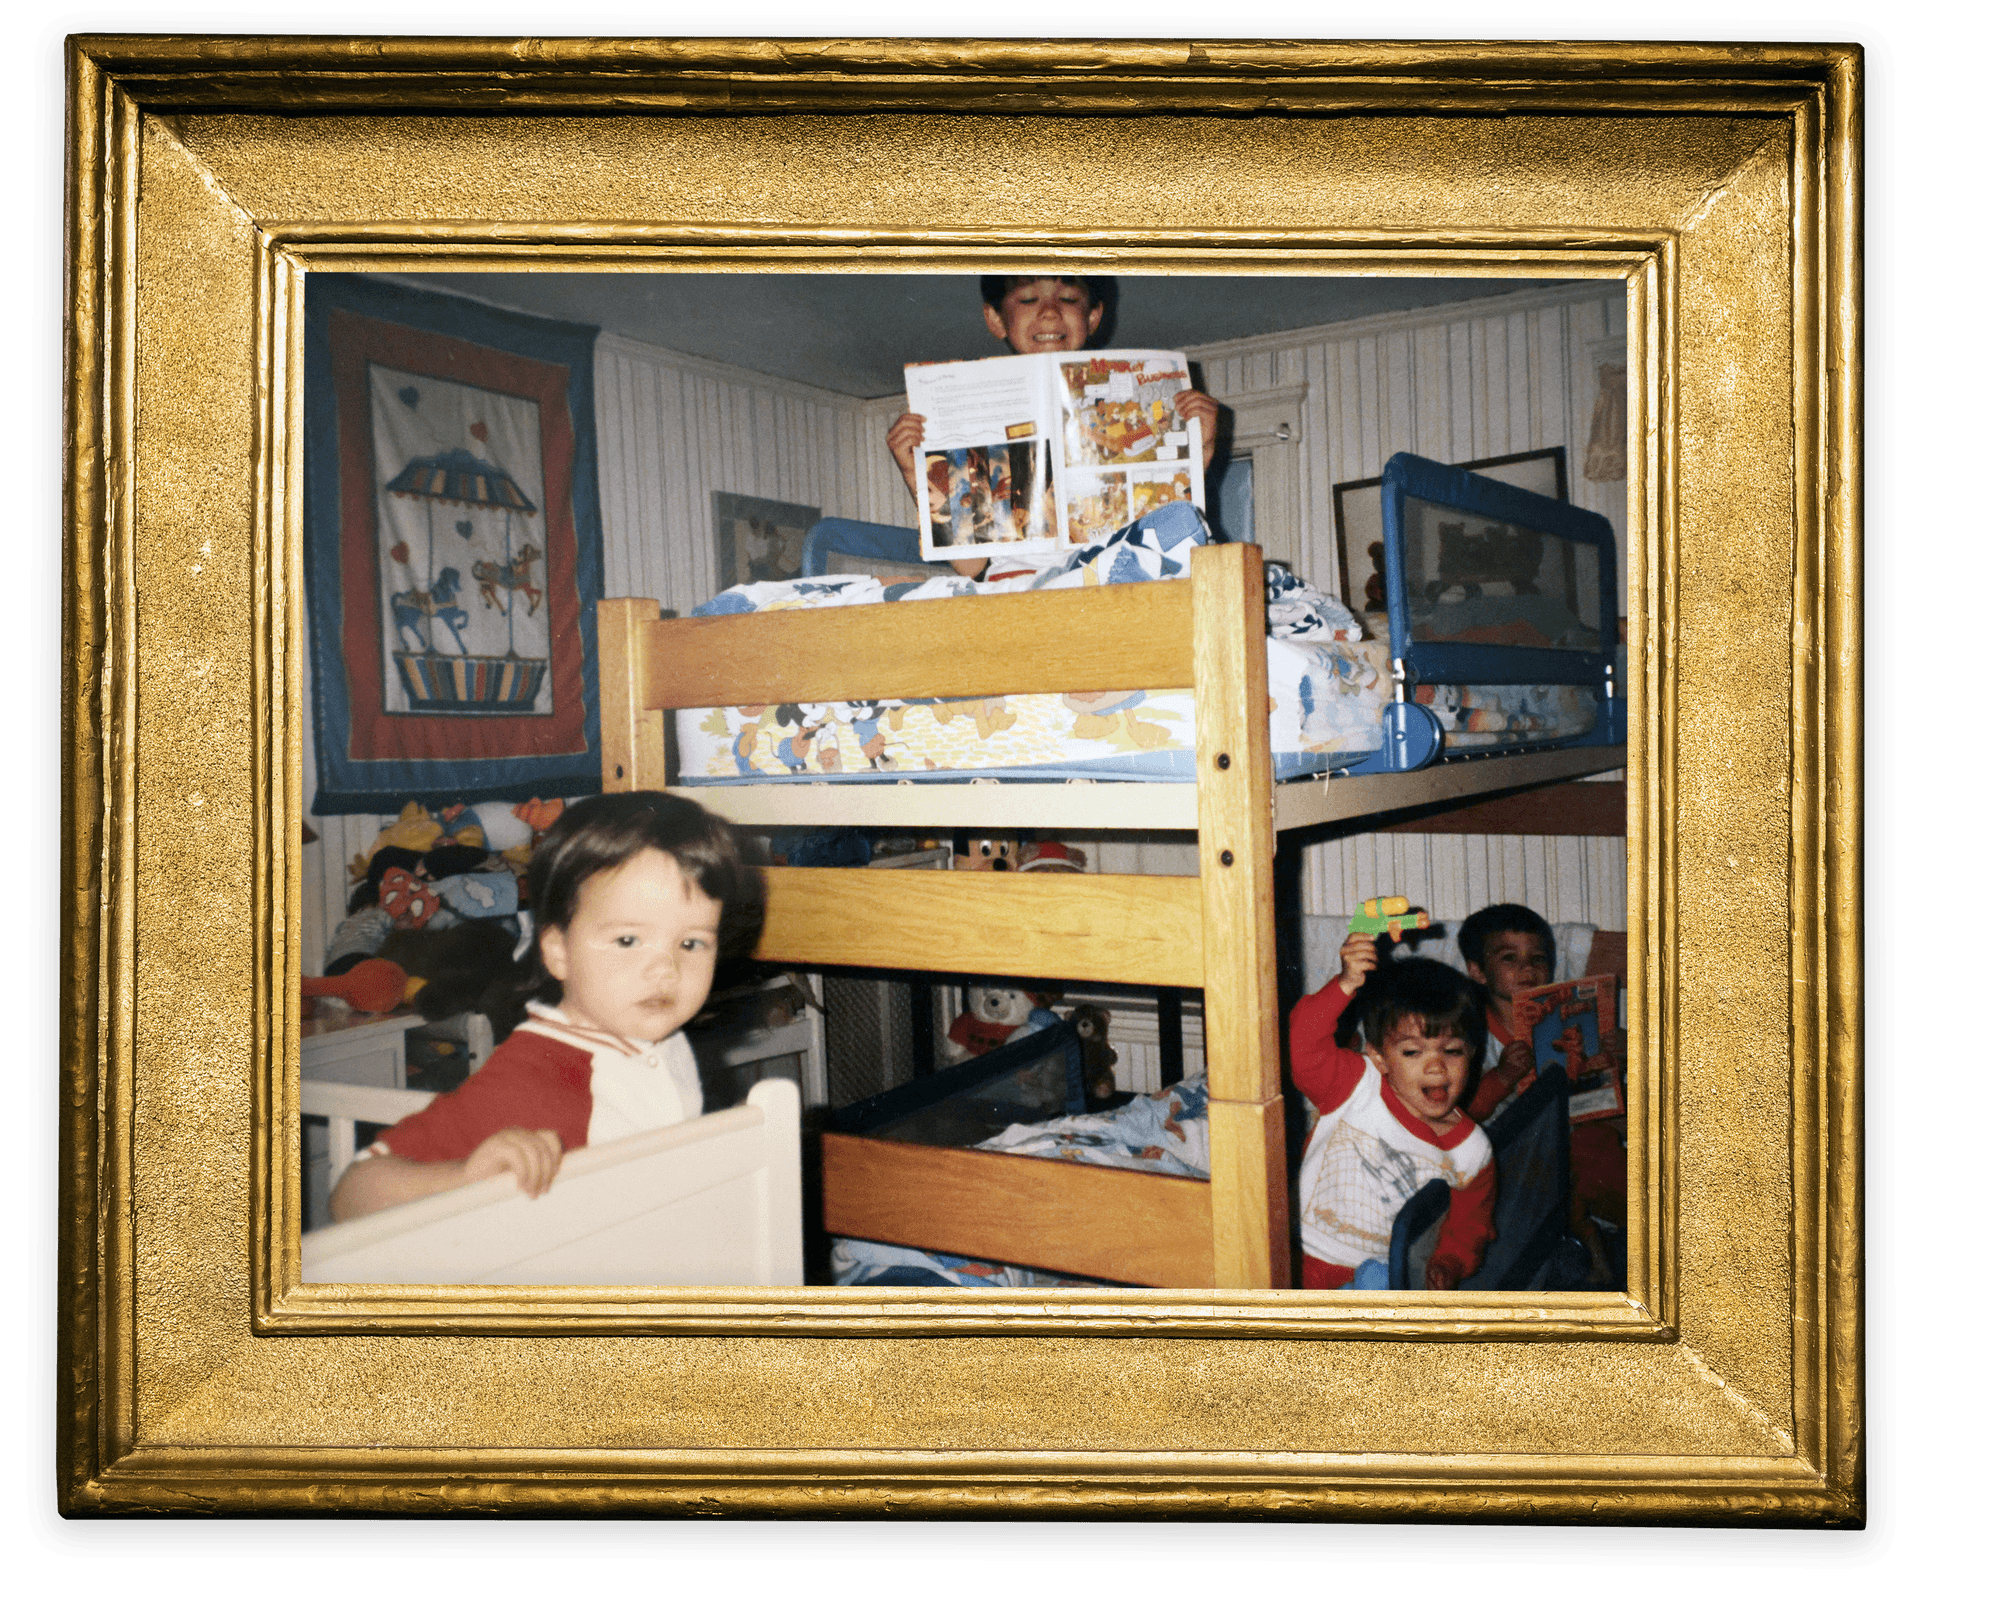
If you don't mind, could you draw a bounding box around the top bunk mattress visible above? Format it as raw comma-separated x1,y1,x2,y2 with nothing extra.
674,522,1598,787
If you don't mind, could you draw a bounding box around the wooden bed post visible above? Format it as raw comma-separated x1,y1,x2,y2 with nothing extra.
597,597,666,792
1191,544,1290,1290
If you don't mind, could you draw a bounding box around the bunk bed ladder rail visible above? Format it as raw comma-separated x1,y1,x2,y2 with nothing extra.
597,542,1289,1290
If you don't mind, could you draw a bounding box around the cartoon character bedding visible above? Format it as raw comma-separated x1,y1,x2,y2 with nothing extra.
832,1076,1213,1288
676,521,1599,785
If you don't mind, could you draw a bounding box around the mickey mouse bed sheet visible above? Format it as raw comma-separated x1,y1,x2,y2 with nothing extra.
831,1076,1212,1289
676,523,1597,785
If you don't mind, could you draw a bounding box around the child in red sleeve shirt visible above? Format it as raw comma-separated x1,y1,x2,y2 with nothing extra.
328,793,762,1223
1458,900,1624,1286
1288,926,1496,1290
1456,903,1556,1122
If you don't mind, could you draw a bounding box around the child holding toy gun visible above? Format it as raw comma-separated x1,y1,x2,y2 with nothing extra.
1286,896,1495,1290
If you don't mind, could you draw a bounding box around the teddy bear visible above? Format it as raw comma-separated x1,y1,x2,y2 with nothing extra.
1064,1003,1129,1111
943,983,1060,1063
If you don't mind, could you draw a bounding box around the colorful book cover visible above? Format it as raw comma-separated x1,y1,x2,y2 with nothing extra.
1512,974,1624,1124
905,349,1205,562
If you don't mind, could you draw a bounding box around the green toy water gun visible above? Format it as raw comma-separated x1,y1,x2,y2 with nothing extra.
1351,896,1430,943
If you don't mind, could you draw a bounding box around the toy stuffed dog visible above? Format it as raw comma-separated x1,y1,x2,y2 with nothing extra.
944,983,1058,1063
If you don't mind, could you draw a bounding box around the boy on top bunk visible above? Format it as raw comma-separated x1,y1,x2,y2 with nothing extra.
1287,920,1496,1290
328,792,762,1223
885,274,1222,577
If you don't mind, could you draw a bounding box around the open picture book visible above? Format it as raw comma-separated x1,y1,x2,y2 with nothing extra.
1512,975,1625,1125
906,349,1206,562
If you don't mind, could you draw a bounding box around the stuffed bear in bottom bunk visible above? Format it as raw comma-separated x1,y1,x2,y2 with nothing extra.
943,984,1061,1064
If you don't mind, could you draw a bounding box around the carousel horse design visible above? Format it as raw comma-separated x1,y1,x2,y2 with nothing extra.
390,567,470,654
472,543,544,616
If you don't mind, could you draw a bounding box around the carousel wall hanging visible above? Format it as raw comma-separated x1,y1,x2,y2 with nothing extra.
304,276,606,815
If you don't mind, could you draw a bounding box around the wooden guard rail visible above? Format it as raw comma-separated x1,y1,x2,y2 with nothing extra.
598,542,1288,1288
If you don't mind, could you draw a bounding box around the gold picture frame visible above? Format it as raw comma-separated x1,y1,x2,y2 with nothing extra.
61,37,1860,1520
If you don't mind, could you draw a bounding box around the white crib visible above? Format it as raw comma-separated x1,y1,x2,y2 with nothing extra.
301,1078,802,1286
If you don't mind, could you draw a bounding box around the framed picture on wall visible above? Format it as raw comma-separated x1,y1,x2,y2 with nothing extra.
713,491,819,588
1333,446,1569,615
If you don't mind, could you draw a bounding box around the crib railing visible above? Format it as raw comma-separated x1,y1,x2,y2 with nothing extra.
300,1078,434,1211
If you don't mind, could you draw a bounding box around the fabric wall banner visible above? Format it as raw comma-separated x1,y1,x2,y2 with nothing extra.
305,277,606,814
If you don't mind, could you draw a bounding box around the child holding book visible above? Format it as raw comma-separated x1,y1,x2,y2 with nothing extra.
1287,925,1496,1290
1458,899,1624,1285
328,793,762,1222
1455,901,1557,1121
886,275,1221,576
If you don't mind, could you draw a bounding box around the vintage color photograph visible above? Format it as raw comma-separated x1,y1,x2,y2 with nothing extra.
291,269,1631,1299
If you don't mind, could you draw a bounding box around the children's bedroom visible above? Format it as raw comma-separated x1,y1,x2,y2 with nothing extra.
295,267,1631,1298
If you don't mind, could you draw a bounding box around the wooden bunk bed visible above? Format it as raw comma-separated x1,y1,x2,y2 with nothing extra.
597,532,1623,1290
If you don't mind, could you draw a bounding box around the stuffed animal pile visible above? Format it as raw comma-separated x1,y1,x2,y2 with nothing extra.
304,797,568,1037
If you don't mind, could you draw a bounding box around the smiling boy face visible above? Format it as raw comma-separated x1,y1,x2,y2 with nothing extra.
1467,929,1553,1006
983,276,1103,354
1366,1013,1472,1134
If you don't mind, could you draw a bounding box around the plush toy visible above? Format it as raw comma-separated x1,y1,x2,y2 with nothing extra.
1016,840,1086,874
951,833,1021,872
1065,1003,1128,1110
378,866,443,928
513,797,565,834
301,957,410,1016
374,920,530,1037
944,983,1060,1063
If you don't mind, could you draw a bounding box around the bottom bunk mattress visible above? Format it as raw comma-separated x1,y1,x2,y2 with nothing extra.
678,523,1599,785
832,1076,1211,1289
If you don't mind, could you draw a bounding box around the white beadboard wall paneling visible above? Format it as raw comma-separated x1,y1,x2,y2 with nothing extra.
1186,279,1629,608
857,393,921,528
593,331,881,620
300,710,397,974
1302,829,1627,931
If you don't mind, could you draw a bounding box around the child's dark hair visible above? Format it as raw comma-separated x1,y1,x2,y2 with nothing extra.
522,791,765,1005
980,273,1117,319
1355,959,1486,1072
1456,902,1557,972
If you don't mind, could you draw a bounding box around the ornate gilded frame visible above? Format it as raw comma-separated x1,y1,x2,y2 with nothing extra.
61,38,1860,1520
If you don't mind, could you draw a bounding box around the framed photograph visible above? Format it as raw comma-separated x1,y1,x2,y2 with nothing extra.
62,38,1858,1523
1335,447,1568,615
713,491,818,589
